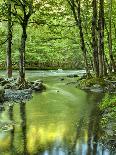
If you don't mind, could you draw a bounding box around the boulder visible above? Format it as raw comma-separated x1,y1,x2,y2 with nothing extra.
67,74,79,78
60,78,64,81
90,84,104,93
32,80,46,92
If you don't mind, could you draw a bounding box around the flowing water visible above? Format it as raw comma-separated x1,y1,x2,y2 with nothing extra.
0,70,115,155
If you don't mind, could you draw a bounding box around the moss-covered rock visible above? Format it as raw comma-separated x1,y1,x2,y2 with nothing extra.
78,76,116,93
79,77,106,87
32,80,46,92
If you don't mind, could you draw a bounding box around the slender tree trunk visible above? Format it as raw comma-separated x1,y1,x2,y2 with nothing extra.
7,0,12,78
19,26,27,84
67,0,90,77
92,0,99,77
76,0,91,77
98,0,105,77
108,0,116,72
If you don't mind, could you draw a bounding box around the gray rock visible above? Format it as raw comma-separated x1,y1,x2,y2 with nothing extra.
60,78,64,81
90,84,104,93
34,80,43,85
67,74,79,78
4,89,32,102
90,88,104,93
32,81,46,91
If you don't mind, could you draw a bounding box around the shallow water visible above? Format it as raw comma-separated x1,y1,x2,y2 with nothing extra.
0,70,115,155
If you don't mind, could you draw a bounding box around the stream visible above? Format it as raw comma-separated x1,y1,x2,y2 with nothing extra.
0,70,115,155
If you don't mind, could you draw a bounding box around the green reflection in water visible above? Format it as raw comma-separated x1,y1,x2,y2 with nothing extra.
0,75,110,155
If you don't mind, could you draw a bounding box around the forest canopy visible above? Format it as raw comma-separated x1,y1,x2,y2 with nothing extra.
0,0,116,80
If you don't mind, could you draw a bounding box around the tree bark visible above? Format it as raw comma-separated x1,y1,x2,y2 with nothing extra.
92,0,99,77
68,0,90,77
98,0,105,77
108,0,116,72
77,0,90,77
19,26,27,84
7,0,12,78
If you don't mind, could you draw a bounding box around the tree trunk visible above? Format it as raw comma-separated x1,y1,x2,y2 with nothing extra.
7,0,12,78
108,0,116,72
19,26,27,84
98,0,105,77
92,0,99,77
77,0,91,77
67,0,90,77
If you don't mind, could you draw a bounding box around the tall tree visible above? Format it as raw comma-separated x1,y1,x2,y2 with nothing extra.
108,0,116,72
98,0,105,77
92,0,99,77
7,0,12,78
67,0,91,77
12,0,34,85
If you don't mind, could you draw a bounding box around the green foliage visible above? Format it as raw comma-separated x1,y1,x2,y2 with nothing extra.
0,0,84,69
99,94,116,110
99,94,116,151
0,0,116,70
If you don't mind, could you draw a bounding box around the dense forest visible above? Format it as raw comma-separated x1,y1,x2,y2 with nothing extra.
0,0,116,154
0,0,116,80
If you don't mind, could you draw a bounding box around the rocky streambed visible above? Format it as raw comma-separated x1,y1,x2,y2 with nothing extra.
0,77,46,103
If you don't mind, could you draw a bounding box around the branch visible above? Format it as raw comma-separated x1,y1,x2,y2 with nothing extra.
67,0,79,26
0,38,8,46
11,11,23,24
12,0,23,7
27,3,34,20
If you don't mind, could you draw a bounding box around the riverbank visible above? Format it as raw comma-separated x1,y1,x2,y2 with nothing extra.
64,72,116,93
65,73,116,151
99,94,116,151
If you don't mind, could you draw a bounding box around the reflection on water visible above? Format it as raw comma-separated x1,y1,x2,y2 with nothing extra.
20,102,27,155
0,73,115,155
9,105,15,152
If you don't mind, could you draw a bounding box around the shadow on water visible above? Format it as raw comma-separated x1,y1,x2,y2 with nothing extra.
7,102,28,155
8,105,15,152
86,106,100,155
67,92,114,155
20,102,28,155
67,110,101,155
0,93,114,155
68,117,84,155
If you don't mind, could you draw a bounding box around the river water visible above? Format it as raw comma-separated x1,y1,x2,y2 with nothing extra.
0,70,115,155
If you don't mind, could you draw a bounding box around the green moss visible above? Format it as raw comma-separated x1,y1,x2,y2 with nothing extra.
79,77,106,88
